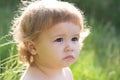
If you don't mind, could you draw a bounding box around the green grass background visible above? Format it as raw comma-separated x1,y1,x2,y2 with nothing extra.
0,0,120,80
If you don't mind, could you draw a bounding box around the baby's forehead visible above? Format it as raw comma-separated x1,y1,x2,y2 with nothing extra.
40,22,80,36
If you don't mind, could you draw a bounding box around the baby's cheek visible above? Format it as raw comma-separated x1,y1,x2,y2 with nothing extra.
77,49,80,55
75,46,81,56
75,43,81,50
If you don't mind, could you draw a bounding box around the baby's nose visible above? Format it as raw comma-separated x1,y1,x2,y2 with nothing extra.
64,42,74,52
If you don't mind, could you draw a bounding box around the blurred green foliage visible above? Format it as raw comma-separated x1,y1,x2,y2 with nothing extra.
0,0,20,8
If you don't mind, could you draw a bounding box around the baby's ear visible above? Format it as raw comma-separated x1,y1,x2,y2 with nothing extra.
24,40,37,55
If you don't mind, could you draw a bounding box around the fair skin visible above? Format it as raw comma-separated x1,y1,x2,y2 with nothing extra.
21,22,81,80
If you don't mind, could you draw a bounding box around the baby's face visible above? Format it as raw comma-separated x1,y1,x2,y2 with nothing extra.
34,22,81,68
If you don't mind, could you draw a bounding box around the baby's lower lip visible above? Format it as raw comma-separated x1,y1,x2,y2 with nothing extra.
63,55,75,60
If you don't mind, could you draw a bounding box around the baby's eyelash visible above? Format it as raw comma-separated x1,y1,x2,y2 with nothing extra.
54,38,63,42
71,37,79,41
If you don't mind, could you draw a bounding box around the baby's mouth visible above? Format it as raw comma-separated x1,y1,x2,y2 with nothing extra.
63,55,75,60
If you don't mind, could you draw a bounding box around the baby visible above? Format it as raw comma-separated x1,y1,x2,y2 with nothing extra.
11,0,86,80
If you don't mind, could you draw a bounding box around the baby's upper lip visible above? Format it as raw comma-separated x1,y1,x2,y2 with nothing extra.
63,55,75,59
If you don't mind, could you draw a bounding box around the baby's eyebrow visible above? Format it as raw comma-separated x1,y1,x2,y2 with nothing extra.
73,33,80,37
51,34,66,38
52,33,80,38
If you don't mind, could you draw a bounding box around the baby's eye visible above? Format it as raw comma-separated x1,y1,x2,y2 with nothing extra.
54,38,63,42
71,37,79,41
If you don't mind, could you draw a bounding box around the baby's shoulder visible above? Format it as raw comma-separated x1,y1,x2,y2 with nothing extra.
20,70,32,80
63,67,73,80
20,72,43,80
20,69,43,80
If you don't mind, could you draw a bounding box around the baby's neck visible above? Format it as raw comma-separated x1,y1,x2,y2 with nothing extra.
32,65,63,76
27,65,68,80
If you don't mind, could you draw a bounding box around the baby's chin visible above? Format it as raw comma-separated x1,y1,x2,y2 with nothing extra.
62,59,77,67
